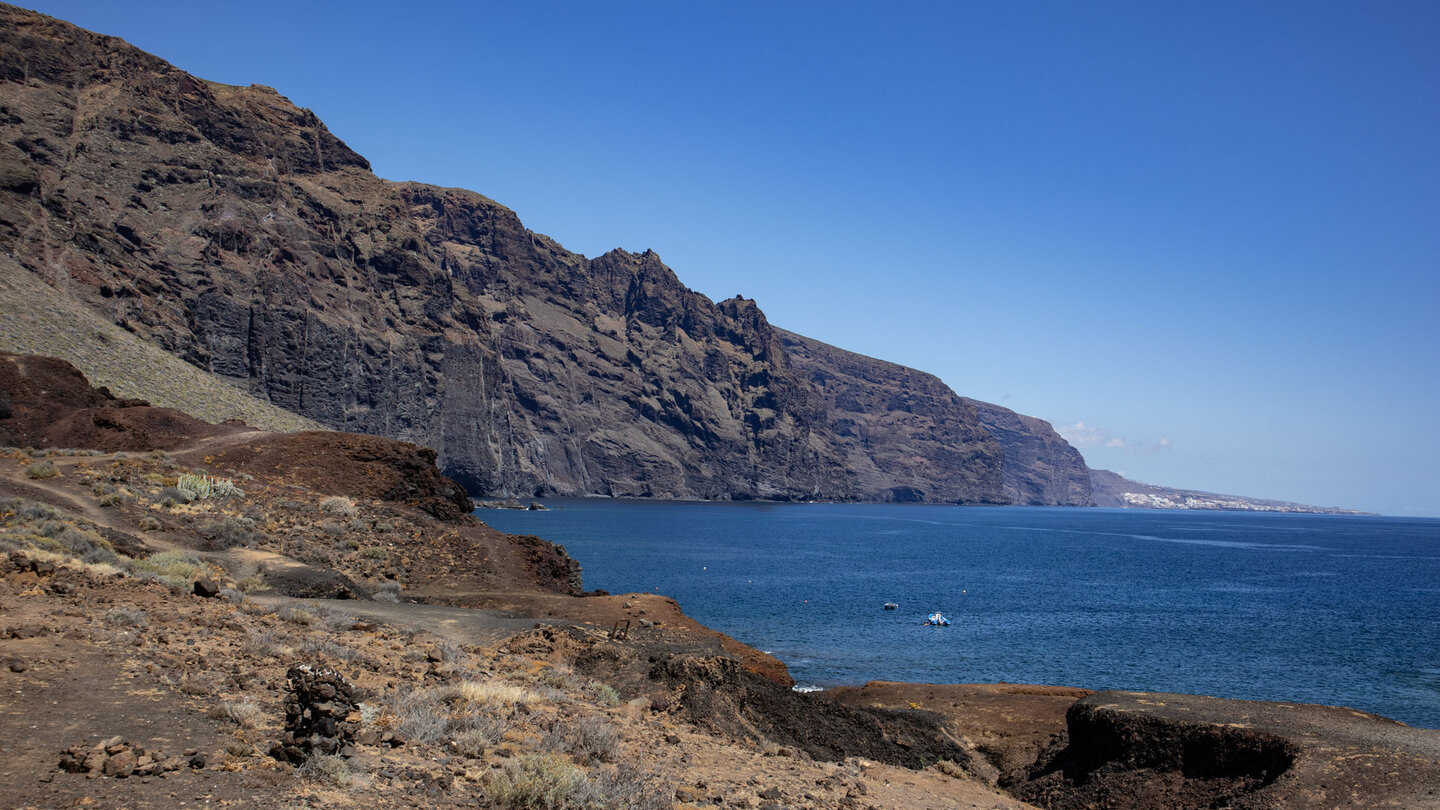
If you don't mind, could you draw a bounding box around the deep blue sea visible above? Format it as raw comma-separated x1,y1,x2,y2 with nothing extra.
477,502,1440,729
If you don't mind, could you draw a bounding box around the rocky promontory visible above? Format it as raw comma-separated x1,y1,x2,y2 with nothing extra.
0,3,1100,506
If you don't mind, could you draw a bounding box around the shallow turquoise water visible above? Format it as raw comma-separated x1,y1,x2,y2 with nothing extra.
478,502,1440,728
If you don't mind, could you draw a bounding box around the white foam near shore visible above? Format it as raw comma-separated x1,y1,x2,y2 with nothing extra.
792,684,824,693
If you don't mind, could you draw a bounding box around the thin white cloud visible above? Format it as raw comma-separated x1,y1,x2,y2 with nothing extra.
1058,422,1173,454
1057,422,1109,449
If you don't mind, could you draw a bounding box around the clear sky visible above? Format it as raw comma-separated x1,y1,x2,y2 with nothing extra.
22,1,1440,516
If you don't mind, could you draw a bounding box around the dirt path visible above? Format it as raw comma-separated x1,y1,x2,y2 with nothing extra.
249,594,546,648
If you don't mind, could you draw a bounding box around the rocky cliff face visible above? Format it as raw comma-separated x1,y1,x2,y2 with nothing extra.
0,5,1082,505
962,398,1093,507
397,184,857,501
776,330,1006,503
0,5,526,497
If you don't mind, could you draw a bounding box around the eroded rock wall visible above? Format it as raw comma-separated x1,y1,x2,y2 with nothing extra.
0,5,1076,505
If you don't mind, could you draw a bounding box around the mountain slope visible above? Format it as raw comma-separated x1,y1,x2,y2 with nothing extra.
962,398,1092,507
0,4,1082,504
1089,468,1370,515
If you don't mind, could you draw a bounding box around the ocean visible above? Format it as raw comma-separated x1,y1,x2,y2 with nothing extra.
476,501,1440,729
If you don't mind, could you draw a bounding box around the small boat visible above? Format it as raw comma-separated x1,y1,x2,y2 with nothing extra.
883,602,899,610
924,612,951,626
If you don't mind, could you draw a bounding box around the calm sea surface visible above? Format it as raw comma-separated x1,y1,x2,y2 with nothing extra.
477,502,1440,728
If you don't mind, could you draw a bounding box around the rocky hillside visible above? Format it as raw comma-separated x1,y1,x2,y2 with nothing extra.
0,4,1089,505
1089,468,1370,515
963,398,1092,507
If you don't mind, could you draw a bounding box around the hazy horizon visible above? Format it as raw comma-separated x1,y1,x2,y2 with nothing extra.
20,0,1440,516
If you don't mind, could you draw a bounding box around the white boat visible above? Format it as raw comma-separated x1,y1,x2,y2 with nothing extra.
924,612,951,626
883,601,899,610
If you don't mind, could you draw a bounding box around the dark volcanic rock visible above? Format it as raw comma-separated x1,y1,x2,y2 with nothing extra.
1012,690,1440,810
0,352,241,450
776,329,1005,503
963,398,1092,506
0,6,1083,505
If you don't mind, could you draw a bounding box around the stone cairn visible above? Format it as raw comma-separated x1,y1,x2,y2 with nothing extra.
271,664,361,764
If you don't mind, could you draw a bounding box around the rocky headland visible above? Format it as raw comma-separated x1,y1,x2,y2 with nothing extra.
0,2,1101,507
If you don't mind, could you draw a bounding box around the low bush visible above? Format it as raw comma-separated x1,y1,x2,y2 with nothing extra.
319,496,357,517
277,605,317,626
26,462,59,479
199,515,262,550
299,753,353,787
218,699,262,728
243,627,284,658
577,763,674,810
584,681,621,708
459,680,533,708
933,758,968,778
128,550,216,589
542,715,619,765
487,754,584,809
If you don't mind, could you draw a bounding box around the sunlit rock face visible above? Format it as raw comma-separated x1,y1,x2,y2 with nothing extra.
0,5,1094,505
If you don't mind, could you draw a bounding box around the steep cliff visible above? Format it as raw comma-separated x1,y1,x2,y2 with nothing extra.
0,5,1071,504
0,5,526,496
962,398,1093,506
397,184,857,501
776,330,1005,503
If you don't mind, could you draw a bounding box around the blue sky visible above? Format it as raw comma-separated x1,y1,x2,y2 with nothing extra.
24,1,1440,515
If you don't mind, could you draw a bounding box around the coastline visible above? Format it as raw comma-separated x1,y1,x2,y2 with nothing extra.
3,355,1437,808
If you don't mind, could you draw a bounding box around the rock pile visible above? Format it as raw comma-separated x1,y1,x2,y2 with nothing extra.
271,665,362,764
5,550,55,577
57,736,196,778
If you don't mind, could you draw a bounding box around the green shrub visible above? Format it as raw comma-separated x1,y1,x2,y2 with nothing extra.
26,462,59,479
584,682,621,708
487,754,584,809
237,574,267,592
178,473,245,500
933,758,968,778
128,550,212,588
